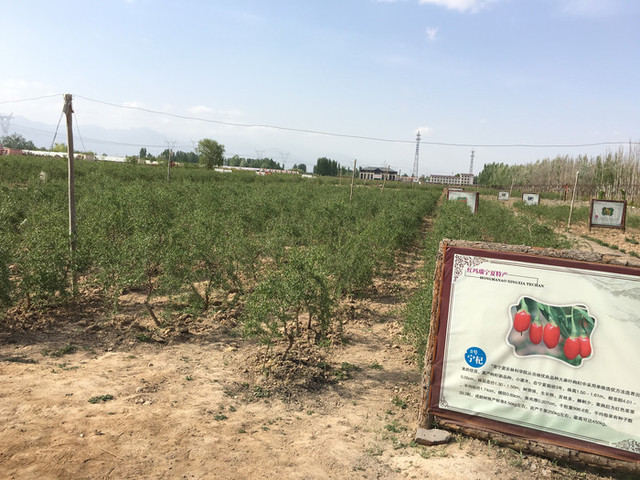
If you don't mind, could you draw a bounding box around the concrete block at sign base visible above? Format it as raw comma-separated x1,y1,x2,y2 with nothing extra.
414,428,452,446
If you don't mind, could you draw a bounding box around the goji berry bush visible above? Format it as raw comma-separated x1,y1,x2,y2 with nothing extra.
0,155,440,355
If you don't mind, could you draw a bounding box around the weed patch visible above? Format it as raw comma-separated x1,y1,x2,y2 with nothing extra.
88,394,114,404
42,345,77,358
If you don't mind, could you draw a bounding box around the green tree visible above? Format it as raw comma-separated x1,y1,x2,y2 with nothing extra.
255,158,281,170
226,155,243,167
139,147,147,158
52,143,67,153
1,133,37,150
314,157,338,176
158,149,171,162
174,151,198,164
196,139,225,169
477,162,512,186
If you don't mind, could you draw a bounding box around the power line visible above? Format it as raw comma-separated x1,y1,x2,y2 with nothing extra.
4,93,640,149
13,123,190,150
49,111,64,151
74,95,640,149
73,113,87,153
0,94,63,104
75,95,417,144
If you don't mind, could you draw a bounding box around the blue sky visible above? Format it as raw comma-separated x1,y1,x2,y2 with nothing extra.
1,0,639,176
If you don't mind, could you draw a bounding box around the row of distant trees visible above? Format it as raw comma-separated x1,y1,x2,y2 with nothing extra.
477,144,640,201
313,157,352,176
3,133,355,177
139,147,199,164
1,133,99,156
1,133,40,150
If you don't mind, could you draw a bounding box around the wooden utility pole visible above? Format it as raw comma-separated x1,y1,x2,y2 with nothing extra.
350,159,357,202
167,148,172,181
381,165,387,192
165,140,177,181
567,170,580,230
63,94,77,293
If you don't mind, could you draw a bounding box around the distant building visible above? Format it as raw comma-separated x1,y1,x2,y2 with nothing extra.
428,173,474,186
359,166,398,181
400,176,421,183
0,145,23,156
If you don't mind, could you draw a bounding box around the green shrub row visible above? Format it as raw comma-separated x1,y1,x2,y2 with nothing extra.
0,156,440,355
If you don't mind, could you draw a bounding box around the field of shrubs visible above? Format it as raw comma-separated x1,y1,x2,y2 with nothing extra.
2,155,633,479
1,155,588,365
0,155,442,356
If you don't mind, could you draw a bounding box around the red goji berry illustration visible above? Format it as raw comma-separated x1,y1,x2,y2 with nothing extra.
528,321,543,344
543,323,560,349
579,334,592,358
514,310,531,333
563,336,580,360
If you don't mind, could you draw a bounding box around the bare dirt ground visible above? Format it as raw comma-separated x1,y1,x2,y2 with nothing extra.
0,217,636,479
564,222,640,265
516,197,640,262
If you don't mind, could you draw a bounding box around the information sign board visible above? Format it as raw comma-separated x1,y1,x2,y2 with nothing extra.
522,193,540,206
425,244,640,463
447,190,479,214
589,199,627,231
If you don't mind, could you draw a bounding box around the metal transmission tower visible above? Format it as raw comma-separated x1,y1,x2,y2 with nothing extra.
469,149,475,175
0,113,13,136
411,131,421,181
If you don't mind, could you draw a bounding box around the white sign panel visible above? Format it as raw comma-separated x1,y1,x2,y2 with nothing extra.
447,191,478,214
591,200,626,229
522,193,540,206
430,247,640,461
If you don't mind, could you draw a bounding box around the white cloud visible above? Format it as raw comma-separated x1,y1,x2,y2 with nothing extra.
188,105,213,114
558,0,623,17
418,0,494,13
217,108,244,119
426,26,439,41
186,106,244,121
0,79,59,101
122,101,144,108
417,126,433,135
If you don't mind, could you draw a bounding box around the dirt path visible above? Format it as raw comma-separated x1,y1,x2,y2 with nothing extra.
0,248,624,479
561,225,640,267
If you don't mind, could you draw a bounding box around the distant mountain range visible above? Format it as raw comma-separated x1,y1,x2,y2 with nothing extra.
7,115,173,156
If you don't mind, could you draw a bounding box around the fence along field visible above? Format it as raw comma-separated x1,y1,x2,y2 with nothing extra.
0,155,440,359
